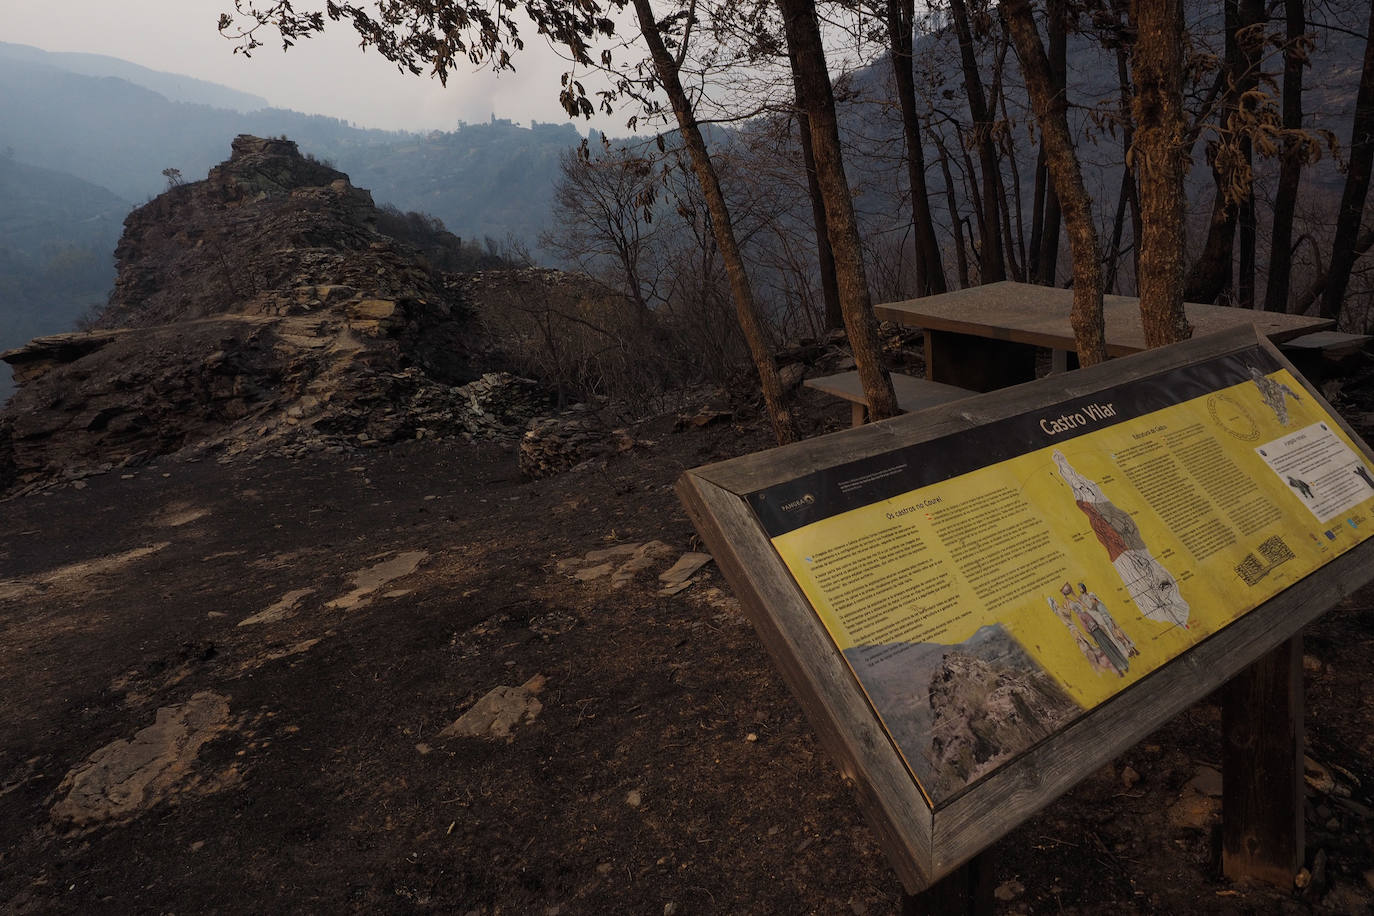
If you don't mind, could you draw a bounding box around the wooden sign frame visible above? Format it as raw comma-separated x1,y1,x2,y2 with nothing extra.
677,327,1374,893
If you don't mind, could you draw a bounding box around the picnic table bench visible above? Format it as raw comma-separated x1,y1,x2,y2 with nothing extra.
803,370,973,426
1278,330,1372,380
874,281,1338,391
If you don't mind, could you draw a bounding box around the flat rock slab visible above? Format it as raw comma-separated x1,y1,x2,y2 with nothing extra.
558,541,674,589
440,674,547,740
239,638,323,674
238,587,315,627
657,552,714,596
152,504,211,528
0,543,169,601
51,691,235,828
326,551,428,610
572,562,615,582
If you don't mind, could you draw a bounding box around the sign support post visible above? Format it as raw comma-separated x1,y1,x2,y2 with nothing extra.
1222,635,1305,886
900,855,993,915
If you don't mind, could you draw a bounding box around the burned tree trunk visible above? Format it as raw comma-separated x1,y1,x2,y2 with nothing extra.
1000,0,1107,364
1320,0,1374,322
950,0,1007,283
1130,0,1192,346
936,135,973,288
1262,0,1308,312
795,105,843,329
887,0,947,295
632,0,799,444
1028,145,1047,280
1184,0,1262,305
1297,231,1374,314
1236,0,1264,309
1035,0,1067,286
1185,170,1238,303
777,0,898,418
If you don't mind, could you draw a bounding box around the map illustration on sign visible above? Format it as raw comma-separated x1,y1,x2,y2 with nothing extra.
1250,365,1302,425
747,350,1374,806
1053,451,1191,629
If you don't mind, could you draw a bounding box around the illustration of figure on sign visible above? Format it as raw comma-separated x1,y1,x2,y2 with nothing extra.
1060,582,1128,675
1046,596,1115,675
1079,583,1138,659
1287,476,1315,499
1053,451,1191,629
1250,366,1302,425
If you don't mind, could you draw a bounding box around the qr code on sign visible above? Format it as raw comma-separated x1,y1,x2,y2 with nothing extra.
1258,535,1294,566
1235,553,1265,586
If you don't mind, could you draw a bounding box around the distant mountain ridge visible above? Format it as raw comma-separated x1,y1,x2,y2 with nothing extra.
0,50,580,241
0,43,270,112
0,47,590,397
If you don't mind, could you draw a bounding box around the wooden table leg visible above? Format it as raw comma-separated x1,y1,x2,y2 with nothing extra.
924,330,1037,392
1050,348,1081,374
1222,636,1304,887
851,401,867,428
900,854,993,916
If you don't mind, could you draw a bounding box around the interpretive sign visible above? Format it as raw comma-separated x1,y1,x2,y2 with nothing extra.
677,328,1374,892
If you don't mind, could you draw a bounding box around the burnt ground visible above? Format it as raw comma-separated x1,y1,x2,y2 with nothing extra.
1,388,1373,915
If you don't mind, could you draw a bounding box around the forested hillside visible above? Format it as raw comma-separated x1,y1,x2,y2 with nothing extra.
531,0,1372,376
0,155,129,397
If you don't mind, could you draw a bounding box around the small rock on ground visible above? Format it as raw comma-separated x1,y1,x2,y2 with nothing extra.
994,879,1024,901
657,551,713,596
1184,765,1223,797
440,674,548,740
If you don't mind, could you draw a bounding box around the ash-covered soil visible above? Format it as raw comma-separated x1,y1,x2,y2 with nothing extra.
1,394,1373,914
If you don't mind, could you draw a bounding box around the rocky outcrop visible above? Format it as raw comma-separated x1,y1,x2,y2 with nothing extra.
439,674,548,741
0,136,553,489
98,136,420,331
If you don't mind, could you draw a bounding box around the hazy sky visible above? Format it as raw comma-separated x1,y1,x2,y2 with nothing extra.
8,0,623,133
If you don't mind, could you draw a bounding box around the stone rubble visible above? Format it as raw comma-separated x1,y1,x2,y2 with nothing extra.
657,552,714,596
519,413,637,479
557,541,677,590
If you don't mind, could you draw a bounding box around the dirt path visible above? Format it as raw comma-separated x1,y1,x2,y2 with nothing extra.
1,412,1372,913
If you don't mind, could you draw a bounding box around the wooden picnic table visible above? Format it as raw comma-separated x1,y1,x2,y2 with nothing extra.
875,280,1335,391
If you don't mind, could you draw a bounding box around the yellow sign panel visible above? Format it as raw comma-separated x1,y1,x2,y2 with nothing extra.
763,366,1374,803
